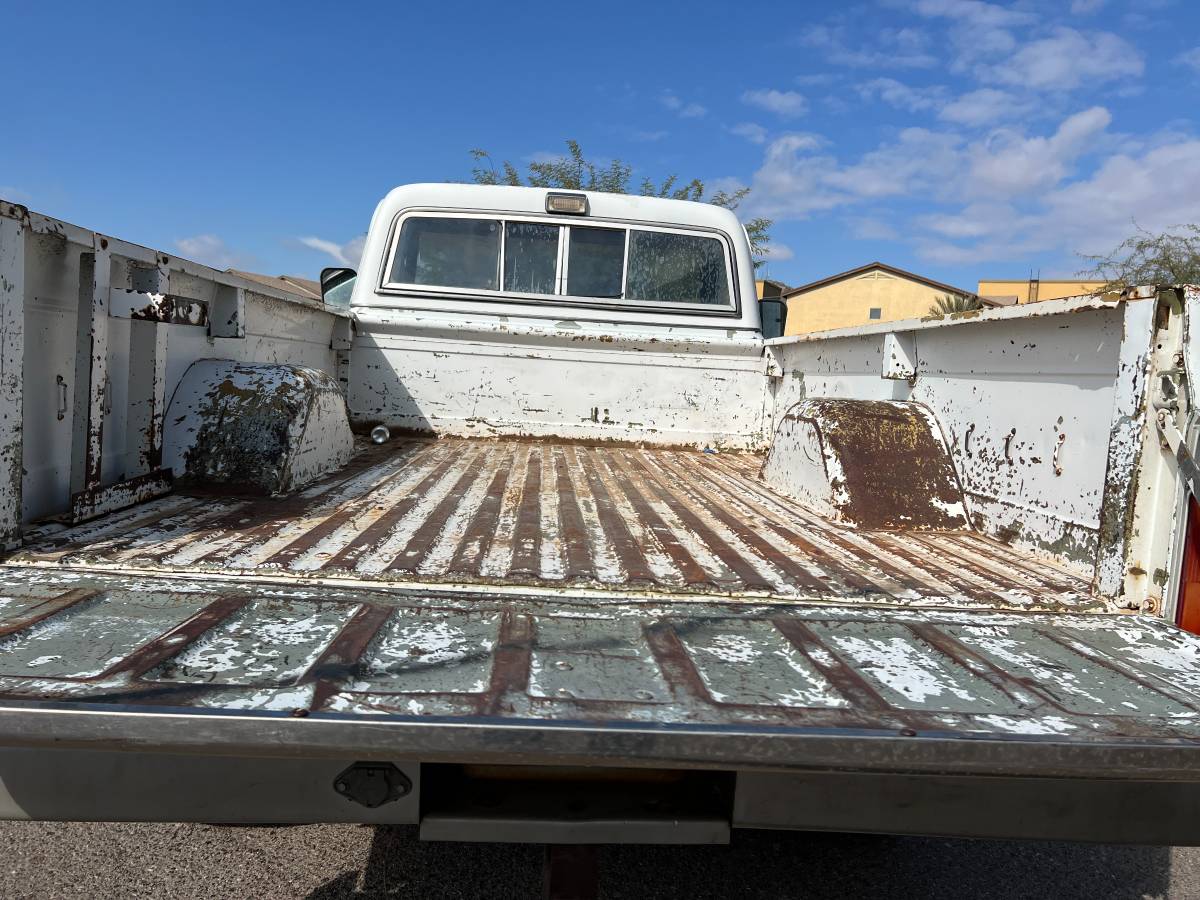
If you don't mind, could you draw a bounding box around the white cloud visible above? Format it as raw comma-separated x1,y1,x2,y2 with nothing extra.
748,107,1115,226
912,143,1199,265
938,88,1034,126
1177,47,1200,74
744,134,852,220
917,201,1013,240
823,128,965,199
910,135,1200,265
987,28,1143,91
175,234,253,270
962,106,1111,198
741,88,809,118
730,122,768,144
1040,140,1200,254
743,103,1159,269
795,73,837,86
704,176,752,205
660,91,707,118
849,217,901,240
298,235,366,268
737,9,1169,270
857,78,946,112
910,0,1035,28
906,0,1034,63
798,24,937,69
632,129,669,142
760,242,795,261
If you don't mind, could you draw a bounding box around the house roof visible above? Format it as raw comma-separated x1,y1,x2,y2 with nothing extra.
977,279,1107,285
229,270,323,302
783,261,974,299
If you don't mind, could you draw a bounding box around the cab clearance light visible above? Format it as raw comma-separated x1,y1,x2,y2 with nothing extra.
546,192,589,215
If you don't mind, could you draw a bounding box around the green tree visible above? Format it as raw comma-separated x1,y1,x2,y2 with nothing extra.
1078,223,1200,289
469,141,774,269
929,293,983,315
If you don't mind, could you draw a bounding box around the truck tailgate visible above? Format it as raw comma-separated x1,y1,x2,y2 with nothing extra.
0,569,1198,779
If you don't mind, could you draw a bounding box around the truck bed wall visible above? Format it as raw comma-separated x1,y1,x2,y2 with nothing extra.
768,296,1162,596
348,309,772,449
4,204,344,525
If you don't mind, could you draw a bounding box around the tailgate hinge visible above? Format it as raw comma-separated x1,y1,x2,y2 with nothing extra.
1156,410,1200,499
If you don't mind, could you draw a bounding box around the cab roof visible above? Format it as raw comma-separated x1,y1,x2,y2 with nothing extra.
374,183,744,234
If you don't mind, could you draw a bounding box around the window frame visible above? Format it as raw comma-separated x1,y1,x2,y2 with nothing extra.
377,207,740,317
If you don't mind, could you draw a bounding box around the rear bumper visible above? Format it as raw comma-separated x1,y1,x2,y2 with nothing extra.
3,739,1199,845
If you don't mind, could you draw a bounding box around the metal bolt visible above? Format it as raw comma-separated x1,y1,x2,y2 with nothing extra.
370,425,391,444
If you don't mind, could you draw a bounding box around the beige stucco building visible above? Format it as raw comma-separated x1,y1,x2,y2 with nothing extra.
783,262,975,335
977,279,1107,305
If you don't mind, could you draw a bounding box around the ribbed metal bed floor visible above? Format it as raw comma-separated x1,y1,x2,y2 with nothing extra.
6,439,1097,610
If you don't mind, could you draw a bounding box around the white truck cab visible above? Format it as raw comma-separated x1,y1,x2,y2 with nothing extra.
340,184,771,448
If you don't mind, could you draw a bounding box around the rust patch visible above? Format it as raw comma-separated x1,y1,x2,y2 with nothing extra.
787,399,968,531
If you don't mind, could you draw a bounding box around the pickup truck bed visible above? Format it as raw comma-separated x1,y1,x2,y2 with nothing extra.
2,436,1199,783
5,194,1200,843
8,437,1095,610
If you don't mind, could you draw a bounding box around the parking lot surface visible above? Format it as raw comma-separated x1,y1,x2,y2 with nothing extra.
0,822,1194,899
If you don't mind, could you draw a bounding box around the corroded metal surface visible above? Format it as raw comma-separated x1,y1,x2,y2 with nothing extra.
763,399,969,530
111,289,209,326
0,569,1195,749
0,216,24,547
8,439,1097,611
162,360,354,495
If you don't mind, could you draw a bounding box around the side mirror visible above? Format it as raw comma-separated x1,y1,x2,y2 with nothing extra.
320,267,357,308
759,298,787,340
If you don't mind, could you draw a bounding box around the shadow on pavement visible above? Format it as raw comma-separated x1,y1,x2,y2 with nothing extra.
306,826,1172,899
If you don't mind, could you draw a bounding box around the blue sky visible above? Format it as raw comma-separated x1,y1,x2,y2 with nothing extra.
3,0,1199,292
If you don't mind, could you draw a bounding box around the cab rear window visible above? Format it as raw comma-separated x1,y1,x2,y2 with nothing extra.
385,214,733,310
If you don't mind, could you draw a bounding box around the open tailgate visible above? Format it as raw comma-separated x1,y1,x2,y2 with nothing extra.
1,569,1199,781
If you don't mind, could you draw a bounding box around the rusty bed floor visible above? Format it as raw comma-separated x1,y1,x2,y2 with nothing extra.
4,439,1097,610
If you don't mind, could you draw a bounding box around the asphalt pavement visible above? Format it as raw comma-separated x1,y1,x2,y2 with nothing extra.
0,822,1195,899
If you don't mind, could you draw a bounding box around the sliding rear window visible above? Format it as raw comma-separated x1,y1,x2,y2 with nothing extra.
566,227,625,299
385,214,734,310
504,222,559,294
